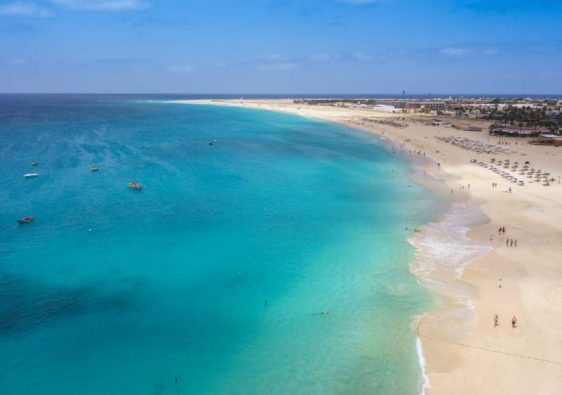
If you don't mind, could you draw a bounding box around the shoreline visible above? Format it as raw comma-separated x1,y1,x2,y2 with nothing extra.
170,99,562,394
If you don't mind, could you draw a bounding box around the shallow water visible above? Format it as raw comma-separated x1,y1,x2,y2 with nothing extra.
0,95,439,394
410,202,492,342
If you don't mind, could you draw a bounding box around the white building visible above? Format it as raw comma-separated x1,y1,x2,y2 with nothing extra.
373,104,402,113
432,120,452,127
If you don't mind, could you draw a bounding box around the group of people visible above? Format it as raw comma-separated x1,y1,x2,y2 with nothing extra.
494,314,518,328
506,238,518,247
496,140,518,146
491,183,512,193
498,227,518,246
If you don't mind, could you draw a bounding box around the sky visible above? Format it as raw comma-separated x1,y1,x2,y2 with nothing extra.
0,0,561,94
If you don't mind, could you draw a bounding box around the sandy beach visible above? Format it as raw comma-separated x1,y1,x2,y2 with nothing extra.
174,99,562,395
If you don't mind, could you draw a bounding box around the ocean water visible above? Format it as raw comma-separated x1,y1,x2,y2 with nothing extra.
0,95,440,395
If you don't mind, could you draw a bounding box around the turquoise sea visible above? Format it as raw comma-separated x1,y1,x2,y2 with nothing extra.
0,95,439,394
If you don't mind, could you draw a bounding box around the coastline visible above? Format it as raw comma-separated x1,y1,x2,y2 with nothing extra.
170,99,562,394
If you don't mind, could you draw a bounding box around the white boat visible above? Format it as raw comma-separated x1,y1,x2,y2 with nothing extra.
24,173,39,178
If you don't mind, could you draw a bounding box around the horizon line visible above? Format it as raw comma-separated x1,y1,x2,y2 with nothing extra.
1,92,562,97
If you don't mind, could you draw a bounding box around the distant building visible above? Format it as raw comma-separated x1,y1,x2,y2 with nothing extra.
373,104,402,113
490,126,550,137
511,103,541,109
405,102,421,109
432,120,452,127
422,102,447,110
530,134,562,146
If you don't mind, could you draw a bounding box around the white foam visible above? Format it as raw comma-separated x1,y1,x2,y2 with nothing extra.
410,203,492,283
410,203,493,394
416,336,430,395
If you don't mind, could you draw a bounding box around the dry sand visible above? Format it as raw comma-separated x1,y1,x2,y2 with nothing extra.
173,99,562,395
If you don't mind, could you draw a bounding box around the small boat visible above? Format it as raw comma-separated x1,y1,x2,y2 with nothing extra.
128,182,143,190
31,161,38,166
90,167,99,172
24,173,39,178
18,215,34,224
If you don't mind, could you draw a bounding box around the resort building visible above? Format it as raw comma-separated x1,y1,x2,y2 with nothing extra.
373,104,402,113
490,126,550,137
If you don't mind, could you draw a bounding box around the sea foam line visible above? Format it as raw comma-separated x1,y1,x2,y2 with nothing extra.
410,202,493,394
416,336,430,395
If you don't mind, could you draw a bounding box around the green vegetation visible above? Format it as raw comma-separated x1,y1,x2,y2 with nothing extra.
482,106,561,133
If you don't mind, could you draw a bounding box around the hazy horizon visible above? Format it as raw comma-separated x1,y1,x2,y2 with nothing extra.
1,93,561,98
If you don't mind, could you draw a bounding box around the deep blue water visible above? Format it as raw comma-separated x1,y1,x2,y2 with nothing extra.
0,95,438,394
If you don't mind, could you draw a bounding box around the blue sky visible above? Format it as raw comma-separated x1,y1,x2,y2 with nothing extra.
0,0,561,93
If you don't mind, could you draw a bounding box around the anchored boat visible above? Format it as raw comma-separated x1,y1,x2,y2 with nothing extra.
18,216,34,224
128,182,143,190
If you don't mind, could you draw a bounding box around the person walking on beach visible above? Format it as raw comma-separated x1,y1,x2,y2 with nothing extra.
498,278,502,288
514,239,518,247
494,314,499,327
512,316,518,328
506,239,510,247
